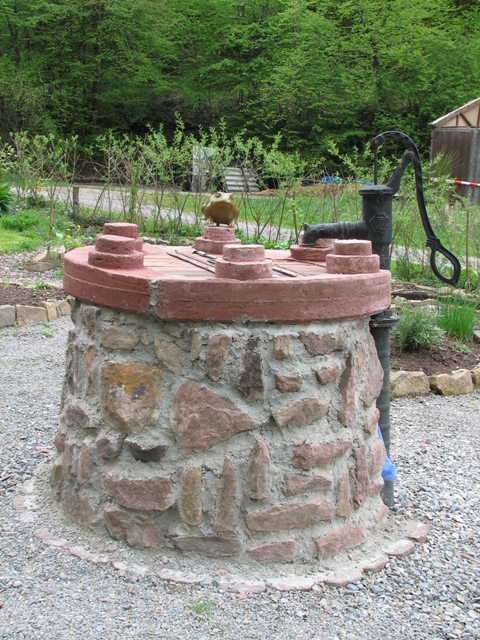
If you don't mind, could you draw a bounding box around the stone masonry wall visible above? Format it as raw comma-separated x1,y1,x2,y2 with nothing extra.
52,300,387,564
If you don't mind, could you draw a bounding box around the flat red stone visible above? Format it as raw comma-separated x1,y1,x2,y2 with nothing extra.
63,244,391,322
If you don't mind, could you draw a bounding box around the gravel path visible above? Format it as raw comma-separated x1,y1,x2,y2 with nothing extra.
1,320,479,639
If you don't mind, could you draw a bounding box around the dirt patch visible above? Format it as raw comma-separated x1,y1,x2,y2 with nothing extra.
0,283,66,307
391,335,480,376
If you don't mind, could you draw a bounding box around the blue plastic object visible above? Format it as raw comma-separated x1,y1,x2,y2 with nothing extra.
377,427,398,482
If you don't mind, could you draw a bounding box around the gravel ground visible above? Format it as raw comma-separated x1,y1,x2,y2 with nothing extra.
1,319,480,639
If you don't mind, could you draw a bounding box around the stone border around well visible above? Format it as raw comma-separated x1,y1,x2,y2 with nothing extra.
391,367,480,399
0,282,72,329
13,465,430,593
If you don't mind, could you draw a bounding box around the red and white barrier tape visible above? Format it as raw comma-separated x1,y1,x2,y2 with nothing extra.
428,176,480,188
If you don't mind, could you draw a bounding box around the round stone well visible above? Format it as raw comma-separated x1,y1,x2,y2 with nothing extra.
53,223,392,566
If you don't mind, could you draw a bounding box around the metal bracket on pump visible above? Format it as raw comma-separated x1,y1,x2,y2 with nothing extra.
302,130,461,508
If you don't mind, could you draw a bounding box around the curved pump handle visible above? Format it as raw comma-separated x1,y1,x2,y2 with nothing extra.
371,131,461,287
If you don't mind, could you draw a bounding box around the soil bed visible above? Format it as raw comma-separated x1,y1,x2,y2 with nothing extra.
391,335,480,376
0,283,65,307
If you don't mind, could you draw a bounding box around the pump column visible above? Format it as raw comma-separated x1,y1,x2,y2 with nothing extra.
358,183,400,508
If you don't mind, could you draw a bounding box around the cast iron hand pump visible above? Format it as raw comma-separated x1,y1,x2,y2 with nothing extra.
303,130,461,286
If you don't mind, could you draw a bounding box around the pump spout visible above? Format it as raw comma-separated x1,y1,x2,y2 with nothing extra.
302,220,367,246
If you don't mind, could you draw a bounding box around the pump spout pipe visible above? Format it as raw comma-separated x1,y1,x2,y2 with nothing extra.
301,131,461,508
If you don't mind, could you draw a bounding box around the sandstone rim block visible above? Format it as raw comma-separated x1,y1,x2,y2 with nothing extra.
246,499,334,532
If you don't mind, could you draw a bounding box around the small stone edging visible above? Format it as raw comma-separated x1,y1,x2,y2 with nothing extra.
13,465,430,593
0,282,72,328
391,366,480,399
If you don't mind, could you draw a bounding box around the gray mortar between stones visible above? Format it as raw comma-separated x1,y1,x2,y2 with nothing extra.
14,464,427,592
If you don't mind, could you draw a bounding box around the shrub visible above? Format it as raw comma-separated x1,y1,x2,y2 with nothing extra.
437,296,477,340
392,303,444,352
0,183,14,215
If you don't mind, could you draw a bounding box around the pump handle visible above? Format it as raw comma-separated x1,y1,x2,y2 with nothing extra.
371,131,461,286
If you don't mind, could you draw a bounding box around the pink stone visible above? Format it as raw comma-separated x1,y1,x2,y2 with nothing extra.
88,247,144,269
190,331,202,361
96,433,124,459
62,442,75,478
218,579,266,594
50,460,63,500
360,554,389,573
223,244,265,262
104,507,160,548
61,485,98,525
333,240,372,255
369,437,387,475
337,353,356,427
77,443,94,485
291,439,353,470
378,504,389,523
246,441,270,500
103,222,138,238
364,408,380,435
272,397,329,429
248,541,295,563
95,234,136,255
299,332,343,356
205,334,230,380
273,335,290,360
203,226,236,241
323,567,363,587
407,523,430,543
214,457,238,532
179,466,202,526
103,476,173,511
316,365,340,385
64,404,92,429
336,472,352,517
315,524,366,557
154,338,182,374
384,539,415,558
289,245,332,262
275,374,302,393
172,536,242,557
361,335,384,407
266,576,316,591
54,431,65,453
215,257,273,280
246,499,334,532
368,479,384,497
285,472,331,496
101,327,138,351
100,362,163,434
326,253,380,274
353,446,369,507
173,380,256,450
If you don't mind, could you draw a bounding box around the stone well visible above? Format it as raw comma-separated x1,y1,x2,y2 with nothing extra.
53,223,391,564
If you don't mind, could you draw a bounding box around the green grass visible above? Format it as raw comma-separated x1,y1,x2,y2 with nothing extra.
437,297,478,340
187,602,213,615
0,228,44,253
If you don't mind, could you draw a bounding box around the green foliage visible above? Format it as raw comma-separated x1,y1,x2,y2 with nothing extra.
0,211,40,231
392,303,445,352
187,602,213,615
0,0,479,159
437,296,478,340
0,183,14,214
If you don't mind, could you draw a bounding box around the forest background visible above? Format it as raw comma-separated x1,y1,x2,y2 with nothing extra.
1,0,480,160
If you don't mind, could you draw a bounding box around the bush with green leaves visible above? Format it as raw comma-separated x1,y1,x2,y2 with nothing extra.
437,296,477,341
392,303,444,352
0,182,14,215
